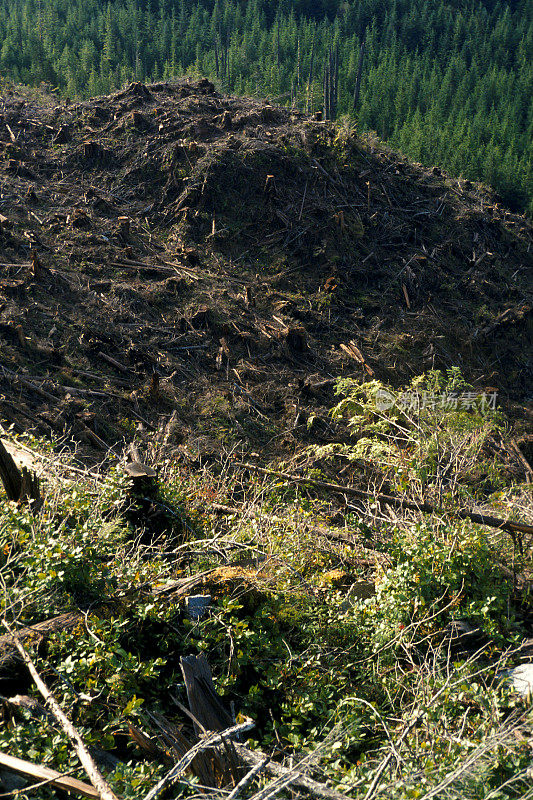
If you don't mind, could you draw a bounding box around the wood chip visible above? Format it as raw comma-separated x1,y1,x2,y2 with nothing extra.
340,341,374,375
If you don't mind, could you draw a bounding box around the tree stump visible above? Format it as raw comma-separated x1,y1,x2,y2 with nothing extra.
180,654,241,787
0,440,41,509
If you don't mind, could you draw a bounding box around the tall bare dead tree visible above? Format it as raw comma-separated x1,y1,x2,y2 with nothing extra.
323,42,339,120
276,13,280,66
306,26,316,113
353,35,366,113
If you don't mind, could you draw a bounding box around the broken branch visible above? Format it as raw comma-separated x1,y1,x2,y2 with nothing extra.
226,756,270,800
0,751,100,799
239,463,533,537
2,620,120,800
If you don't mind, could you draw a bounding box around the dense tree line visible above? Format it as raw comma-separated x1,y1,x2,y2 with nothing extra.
0,0,531,215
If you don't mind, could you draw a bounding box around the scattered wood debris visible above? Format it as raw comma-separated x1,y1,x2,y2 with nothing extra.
340,341,374,375
0,77,529,462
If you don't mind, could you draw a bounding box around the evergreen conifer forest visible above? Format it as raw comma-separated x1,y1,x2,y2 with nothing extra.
0,0,531,216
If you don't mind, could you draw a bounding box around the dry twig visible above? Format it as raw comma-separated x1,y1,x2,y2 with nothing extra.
235,744,354,800
240,463,533,537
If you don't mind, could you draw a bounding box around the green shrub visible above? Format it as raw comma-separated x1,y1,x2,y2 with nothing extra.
326,368,508,502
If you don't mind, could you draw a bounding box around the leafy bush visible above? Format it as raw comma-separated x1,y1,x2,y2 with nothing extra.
327,368,508,503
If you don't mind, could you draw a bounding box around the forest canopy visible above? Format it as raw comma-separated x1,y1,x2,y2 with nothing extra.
0,0,531,215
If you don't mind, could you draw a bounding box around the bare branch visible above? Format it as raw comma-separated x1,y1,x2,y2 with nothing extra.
1,620,120,800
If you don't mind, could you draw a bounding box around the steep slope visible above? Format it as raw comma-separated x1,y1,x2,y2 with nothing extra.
0,78,531,461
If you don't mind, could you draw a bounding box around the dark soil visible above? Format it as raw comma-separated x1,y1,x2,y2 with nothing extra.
0,78,531,465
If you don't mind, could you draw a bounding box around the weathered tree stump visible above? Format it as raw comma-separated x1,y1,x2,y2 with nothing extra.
0,439,41,509
180,654,240,786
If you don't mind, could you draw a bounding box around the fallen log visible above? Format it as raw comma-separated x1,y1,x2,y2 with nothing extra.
240,463,533,538
0,573,219,674
111,261,175,275
98,352,130,374
210,502,386,562
0,751,100,799
0,612,82,672
2,368,60,403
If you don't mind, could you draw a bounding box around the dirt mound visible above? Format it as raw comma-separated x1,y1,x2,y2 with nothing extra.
0,78,531,461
